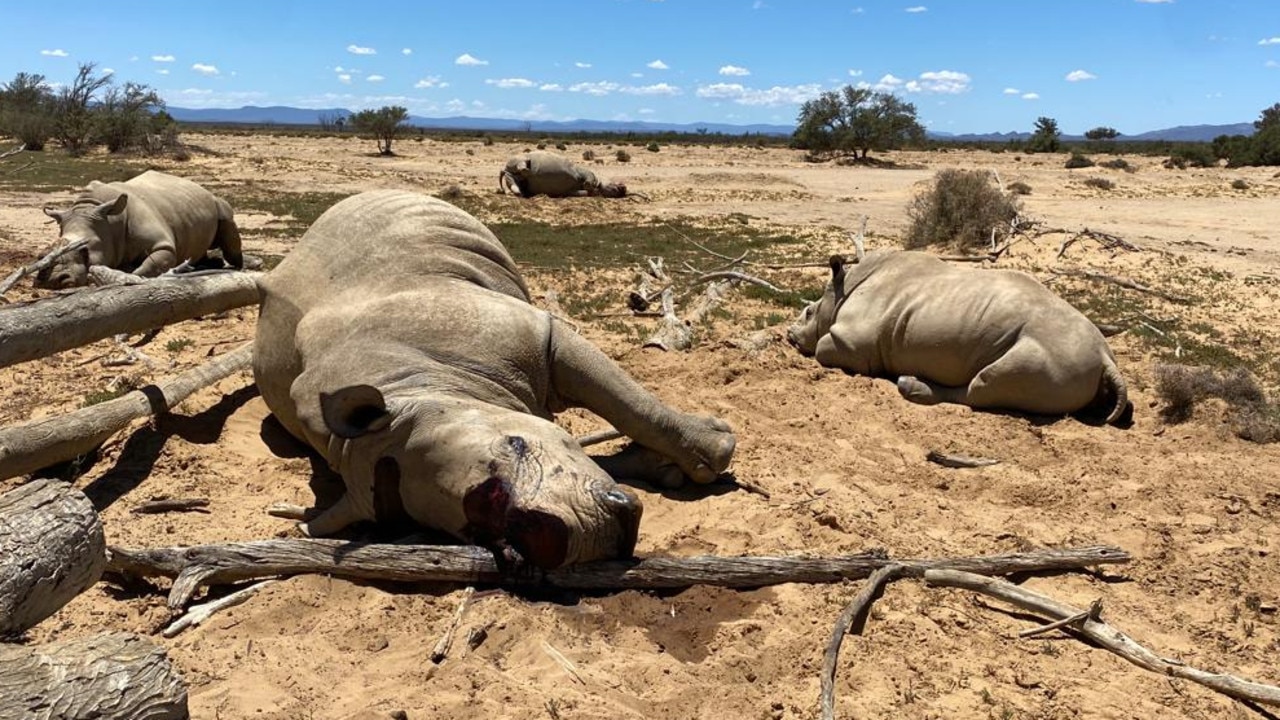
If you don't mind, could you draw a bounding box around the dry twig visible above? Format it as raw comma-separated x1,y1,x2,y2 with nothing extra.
1049,267,1189,304
132,498,211,515
820,565,907,720
430,586,476,664
926,450,1000,469
161,579,278,638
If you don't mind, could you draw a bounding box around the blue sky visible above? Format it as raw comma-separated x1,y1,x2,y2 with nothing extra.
5,1,1279,134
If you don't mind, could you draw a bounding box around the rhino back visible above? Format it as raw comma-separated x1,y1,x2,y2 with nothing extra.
837,252,1105,383
526,152,588,196
115,171,222,260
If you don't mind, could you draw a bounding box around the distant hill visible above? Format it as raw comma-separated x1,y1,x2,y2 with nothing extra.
165,105,1255,142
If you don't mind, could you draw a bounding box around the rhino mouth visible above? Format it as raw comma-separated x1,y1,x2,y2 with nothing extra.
462,475,640,569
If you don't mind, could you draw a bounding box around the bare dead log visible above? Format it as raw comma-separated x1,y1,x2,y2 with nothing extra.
724,329,776,355
0,343,253,481
0,271,262,369
0,238,91,298
926,450,1000,469
820,565,906,720
131,498,211,515
628,257,674,312
0,479,106,636
0,631,188,719
0,143,25,161
693,271,784,294
925,569,1280,708
1093,322,1124,337
1048,267,1188,304
105,539,1130,610
685,279,733,326
643,287,693,352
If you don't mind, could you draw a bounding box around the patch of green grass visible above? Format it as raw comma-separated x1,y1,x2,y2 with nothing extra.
740,281,825,309
165,337,195,353
220,189,352,229
82,386,132,407
489,220,804,270
0,152,146,193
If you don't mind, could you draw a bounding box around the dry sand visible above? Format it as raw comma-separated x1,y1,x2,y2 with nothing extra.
1,134,1278,720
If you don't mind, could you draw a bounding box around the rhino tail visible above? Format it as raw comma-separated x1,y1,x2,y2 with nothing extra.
1101,357,1131,425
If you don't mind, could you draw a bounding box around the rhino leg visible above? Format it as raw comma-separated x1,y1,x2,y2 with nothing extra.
133,246,179,277
299,492,364,537
213,198,244,268
896,376,965,405
549,322,734,485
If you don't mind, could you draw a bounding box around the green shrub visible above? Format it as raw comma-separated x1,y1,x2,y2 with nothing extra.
1064,152,1095,169
482,135,494,146
615,149,631,163
905,169,1020,250
1231,178,1250,190
646,141,660,153
582,149,595,161
1154,364,1279,442
1083,177,1114,191
1100,158,1133,171
164,337,194,353
555,141,567,151
1165,144,1216,169
536,141,547,150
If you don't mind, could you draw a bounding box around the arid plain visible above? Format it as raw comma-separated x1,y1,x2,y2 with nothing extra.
1,133,1278,720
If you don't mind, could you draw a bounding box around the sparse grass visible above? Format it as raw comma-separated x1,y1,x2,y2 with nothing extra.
1083,177,1115,191
615,149,631,163
0,152,145,193
1231,178,1250,191
165,337,195,353
740,281,825,309
218,187,352,237
82,384,135,407
1100,158,1135,172
905,169,1020,250
1153,364,1280,442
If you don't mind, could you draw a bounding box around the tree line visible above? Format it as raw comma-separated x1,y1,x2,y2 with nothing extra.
0,63,183,157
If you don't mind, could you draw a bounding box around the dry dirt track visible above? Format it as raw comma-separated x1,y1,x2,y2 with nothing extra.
1,134,1278,720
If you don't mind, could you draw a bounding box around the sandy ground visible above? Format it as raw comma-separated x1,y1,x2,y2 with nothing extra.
1,133,1279,720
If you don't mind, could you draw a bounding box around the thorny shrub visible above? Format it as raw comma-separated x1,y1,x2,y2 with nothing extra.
904,169,1020,250
1154,364,1280,443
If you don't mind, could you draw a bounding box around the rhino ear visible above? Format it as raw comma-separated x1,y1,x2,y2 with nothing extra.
828,255,845,279
93,193,128,218
320,385,392,439
43,207,67,223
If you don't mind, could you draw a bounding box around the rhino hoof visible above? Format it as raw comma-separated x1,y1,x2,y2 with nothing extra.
896,376,941,405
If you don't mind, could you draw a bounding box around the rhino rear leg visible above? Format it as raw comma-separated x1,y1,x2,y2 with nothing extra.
213,199,244,269
298,492,364,537
550,322,735,485
897,376,966,405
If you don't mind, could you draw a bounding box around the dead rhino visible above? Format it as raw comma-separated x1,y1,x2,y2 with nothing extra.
253,190,734,568
499,151,626,198
37,170,243,288
787,251,1130,424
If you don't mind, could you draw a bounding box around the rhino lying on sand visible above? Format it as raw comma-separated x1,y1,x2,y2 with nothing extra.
254,190,735,568
500,151,627,198
787,251,1130,424
37,170,243,288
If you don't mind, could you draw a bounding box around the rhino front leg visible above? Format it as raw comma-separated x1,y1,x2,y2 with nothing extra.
133,246,179,277
214,198,244,268
549,322,735,484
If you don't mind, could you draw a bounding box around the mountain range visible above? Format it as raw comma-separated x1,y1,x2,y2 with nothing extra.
165,105,1255,143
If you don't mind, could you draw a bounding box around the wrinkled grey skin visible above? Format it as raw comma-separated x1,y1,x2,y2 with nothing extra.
37,170,243,288
787,250,1130,424
499,151,626,198
253,190,734,569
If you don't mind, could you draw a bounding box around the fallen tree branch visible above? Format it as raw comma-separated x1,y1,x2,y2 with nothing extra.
693,271,785,294
576,428,625,448
0,143,25,161
132,498,212,515
924,569,1280,708
0,238,91,297
1048,268,1189,304
821,565,906,720
643,287,693,352
430,587,476,663
161,579,278,638
0,343,253,481
1018,599,1101,639
936,253,998,264
0,271,262,369
926,450,1000,469
105,540,1130,610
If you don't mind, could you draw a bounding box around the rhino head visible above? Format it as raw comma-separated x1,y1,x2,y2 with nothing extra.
314,384,643,569
36,192,128,289
787,255,848,356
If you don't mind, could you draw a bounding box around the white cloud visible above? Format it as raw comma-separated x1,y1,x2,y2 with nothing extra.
1022,92,1039,100
647,59,669,70
456,53,488,66
630,72,644,78
1267,60,1279,68
102,67,115,75
402,48,412,55
915,70,970,93
848,69,863,77
347,44,376,55
565,81,681,97
40,49,69,57
445,99,466,113
160,88,268,109
179,88,213,95
719,65,751,76
129,55,139,62
539,83,563,91
695,82,823,106
851,7,865,13
157,69,170,75
152,54,175,62
334,66,346,73
367,74,385,83
191,63,219,76
1259,37,1280,46
414,76,448,89
569,81,621,96
905,5,927,12
1003,87,1020,95
338,74,352,84
1065,69,1097,81
486,77,536,88
624,82,681,96
575,61,592,69
638,107,655,114
752,0,767,8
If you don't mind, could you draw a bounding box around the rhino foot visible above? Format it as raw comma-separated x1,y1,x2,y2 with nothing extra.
897,376,945,405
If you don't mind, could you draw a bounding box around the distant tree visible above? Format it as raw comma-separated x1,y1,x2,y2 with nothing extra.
317,111,347,133
1250,102,1280,166
0,72,56,150
793,85,925,161
94,81,163,152
350,105,409,155
55,63,113,154
1084,126,1119,141
1027,116,1061,153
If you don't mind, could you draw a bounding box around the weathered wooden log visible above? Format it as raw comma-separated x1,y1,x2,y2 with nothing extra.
105,539,1131,610
0,631,188,719
0,343,253,481
0,271,261,370
0,479,105,636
